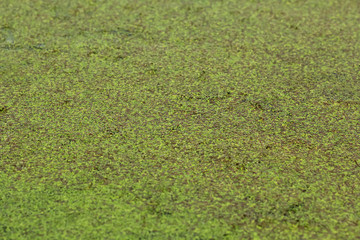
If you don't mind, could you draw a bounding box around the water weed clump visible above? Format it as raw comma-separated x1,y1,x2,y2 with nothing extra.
1,0,360,239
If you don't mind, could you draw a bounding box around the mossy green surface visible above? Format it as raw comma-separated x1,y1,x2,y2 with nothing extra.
1,0,360,239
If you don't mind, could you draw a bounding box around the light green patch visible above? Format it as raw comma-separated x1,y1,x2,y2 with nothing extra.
1,0,360,239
